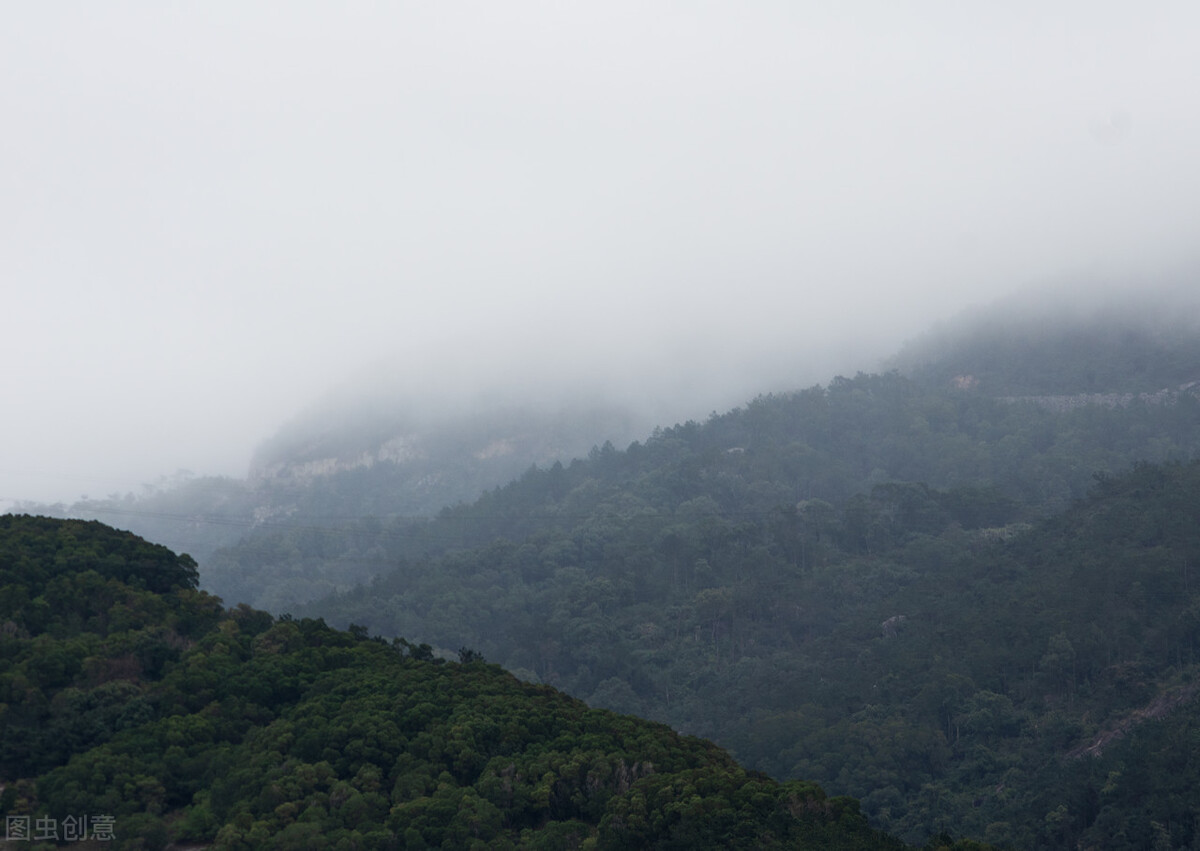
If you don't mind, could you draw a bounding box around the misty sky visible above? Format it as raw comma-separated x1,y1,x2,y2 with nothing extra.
4,3,1199,505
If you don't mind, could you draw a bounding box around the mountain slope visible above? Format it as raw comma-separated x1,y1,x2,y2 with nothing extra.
296,448,1200,847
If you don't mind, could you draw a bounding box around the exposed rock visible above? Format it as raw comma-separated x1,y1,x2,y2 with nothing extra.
1066,682,1200,759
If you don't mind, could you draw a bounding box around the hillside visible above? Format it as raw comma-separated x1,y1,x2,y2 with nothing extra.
0,515,946,849
292,433,1200,847
242,293,1200,848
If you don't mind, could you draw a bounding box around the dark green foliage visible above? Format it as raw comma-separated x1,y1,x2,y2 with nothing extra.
0,514,199,599
0,517,219,780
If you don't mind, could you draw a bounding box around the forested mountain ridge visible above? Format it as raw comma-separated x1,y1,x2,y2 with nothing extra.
0,515,964,849
293,434,1200,846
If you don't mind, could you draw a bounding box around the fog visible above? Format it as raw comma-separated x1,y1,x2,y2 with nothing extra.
4,3,1200,505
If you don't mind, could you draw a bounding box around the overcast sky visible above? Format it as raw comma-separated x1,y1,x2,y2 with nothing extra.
4,2,1199,505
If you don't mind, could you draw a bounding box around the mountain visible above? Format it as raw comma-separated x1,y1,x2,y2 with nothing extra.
291,419,1200,846
218,288,1200,847
10,286,1200,846
0,515,951,850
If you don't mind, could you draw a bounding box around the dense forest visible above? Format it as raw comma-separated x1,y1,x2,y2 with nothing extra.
253,300,1197,848
290,423,1200,847
0,515,974,849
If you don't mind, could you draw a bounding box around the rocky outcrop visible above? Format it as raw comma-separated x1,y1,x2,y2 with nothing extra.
1066,682,1200,759
1000,382,1200,414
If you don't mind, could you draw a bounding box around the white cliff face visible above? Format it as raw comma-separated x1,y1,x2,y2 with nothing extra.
473,438,515,460
377,435,419,463
251,434,423,483
237,400,644,531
